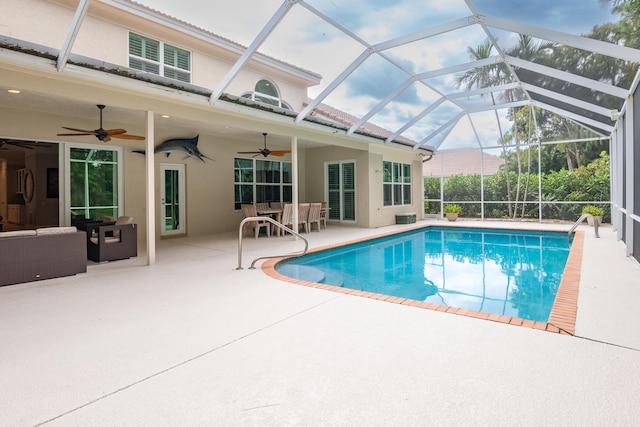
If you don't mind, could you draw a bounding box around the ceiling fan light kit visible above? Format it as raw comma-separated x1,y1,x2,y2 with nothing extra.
57,104,145,142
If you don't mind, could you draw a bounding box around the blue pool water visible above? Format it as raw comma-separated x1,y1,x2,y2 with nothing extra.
276,227,573,322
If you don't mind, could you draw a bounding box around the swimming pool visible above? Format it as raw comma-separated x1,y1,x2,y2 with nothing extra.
275,226,573,322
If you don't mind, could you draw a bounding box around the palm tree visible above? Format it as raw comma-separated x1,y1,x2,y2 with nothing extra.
456,39,514,217
504,35,556,218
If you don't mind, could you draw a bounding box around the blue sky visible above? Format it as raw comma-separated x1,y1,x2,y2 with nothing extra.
139,0,620,150
473,0,616,35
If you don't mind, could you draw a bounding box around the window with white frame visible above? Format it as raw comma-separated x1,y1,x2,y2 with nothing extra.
234,157,292,209
241,79,292,109
69,146,122,221
383,161,411,206
129,32,191,83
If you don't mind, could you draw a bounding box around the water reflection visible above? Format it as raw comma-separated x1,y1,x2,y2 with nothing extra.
276,227,572,322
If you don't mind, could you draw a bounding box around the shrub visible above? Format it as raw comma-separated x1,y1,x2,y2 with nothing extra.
444,204,462,214
582,205,604,217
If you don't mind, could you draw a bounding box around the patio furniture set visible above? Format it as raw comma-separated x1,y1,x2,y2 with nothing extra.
241,202,328,238
0,216,138,287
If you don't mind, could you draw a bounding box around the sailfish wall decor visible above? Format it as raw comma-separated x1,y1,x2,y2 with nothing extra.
133,135,212,161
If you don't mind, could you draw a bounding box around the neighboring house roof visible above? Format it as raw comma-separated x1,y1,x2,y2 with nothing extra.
422,149,504,177
309,102,418,146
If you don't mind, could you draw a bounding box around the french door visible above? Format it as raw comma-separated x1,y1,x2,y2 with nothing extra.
326,161,356,222
160,163,185,236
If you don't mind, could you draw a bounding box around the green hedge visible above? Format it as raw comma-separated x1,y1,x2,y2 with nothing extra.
425,152,610,222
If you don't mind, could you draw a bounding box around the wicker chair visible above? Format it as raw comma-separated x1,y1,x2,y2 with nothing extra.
86,216,138,262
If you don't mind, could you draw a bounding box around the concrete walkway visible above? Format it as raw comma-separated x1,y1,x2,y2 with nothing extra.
1,221,639,426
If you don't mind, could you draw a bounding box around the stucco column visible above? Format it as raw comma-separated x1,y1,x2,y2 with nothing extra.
146,110,156,265
291,136,298,235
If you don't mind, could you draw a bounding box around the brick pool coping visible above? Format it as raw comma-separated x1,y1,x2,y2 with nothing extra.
262,227,583,335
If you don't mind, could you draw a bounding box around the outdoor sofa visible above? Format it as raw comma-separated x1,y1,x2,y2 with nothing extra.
0,226,87,286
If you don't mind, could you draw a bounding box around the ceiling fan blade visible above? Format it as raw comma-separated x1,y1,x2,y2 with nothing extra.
105,128,128,136
61,126,96,133
268,150,291,156
57,132,96,136
102,136,111,143
111,133,146,140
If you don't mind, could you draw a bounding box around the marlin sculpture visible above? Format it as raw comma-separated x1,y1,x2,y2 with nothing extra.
133,135,212,161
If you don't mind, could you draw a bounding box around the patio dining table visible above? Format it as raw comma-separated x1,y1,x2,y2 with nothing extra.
256,208,284,237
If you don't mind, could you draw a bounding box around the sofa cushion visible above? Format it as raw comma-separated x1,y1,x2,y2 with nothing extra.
36,226,78,235
115,216,134,225
0,230,37,238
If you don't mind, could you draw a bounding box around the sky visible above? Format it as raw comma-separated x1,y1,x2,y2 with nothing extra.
136,0,618,151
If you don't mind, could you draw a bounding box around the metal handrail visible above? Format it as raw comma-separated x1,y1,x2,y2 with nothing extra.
568,213,600,238
237,216,309,270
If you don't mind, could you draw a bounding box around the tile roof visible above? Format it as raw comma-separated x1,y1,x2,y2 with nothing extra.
422,149,504,177
310,102,417,146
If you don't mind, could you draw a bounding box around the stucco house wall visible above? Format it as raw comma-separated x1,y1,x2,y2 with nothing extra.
5,0,313,112
2,0,428,244
304,145,422,228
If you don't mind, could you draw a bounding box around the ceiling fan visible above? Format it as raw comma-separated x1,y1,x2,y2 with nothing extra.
237,133,291,157
57,104,145,142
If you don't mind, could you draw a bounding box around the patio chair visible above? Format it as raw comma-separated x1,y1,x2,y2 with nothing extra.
255,202,270,211
270,202,283,209
320,201,328,229
298,203,310,233
280,203,294,235
86,215,138,262
308,203,322,232
241,204,271,238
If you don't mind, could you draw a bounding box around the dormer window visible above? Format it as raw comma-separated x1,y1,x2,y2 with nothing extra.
129,32,191,83
241,79,292,109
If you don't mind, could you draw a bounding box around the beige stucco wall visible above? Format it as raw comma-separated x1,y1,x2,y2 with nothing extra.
5,0,313,112
2,0,426,245
5,0,72,48
304,145,423,228
107,131,310,241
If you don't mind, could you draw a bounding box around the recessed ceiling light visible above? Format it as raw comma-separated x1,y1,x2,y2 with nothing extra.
161,114,170,118
7,89,21,94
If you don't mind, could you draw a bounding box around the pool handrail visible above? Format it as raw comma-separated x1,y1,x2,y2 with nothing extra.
568,213,599,238
237,216,309,270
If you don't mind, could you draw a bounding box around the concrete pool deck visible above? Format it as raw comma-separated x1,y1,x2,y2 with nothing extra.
1,220,639,425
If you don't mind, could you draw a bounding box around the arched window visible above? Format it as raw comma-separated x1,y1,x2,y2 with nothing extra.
241,78,292,110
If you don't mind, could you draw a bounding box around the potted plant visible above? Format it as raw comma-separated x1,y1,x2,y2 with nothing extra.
582,205,604,226
444,204,462,222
